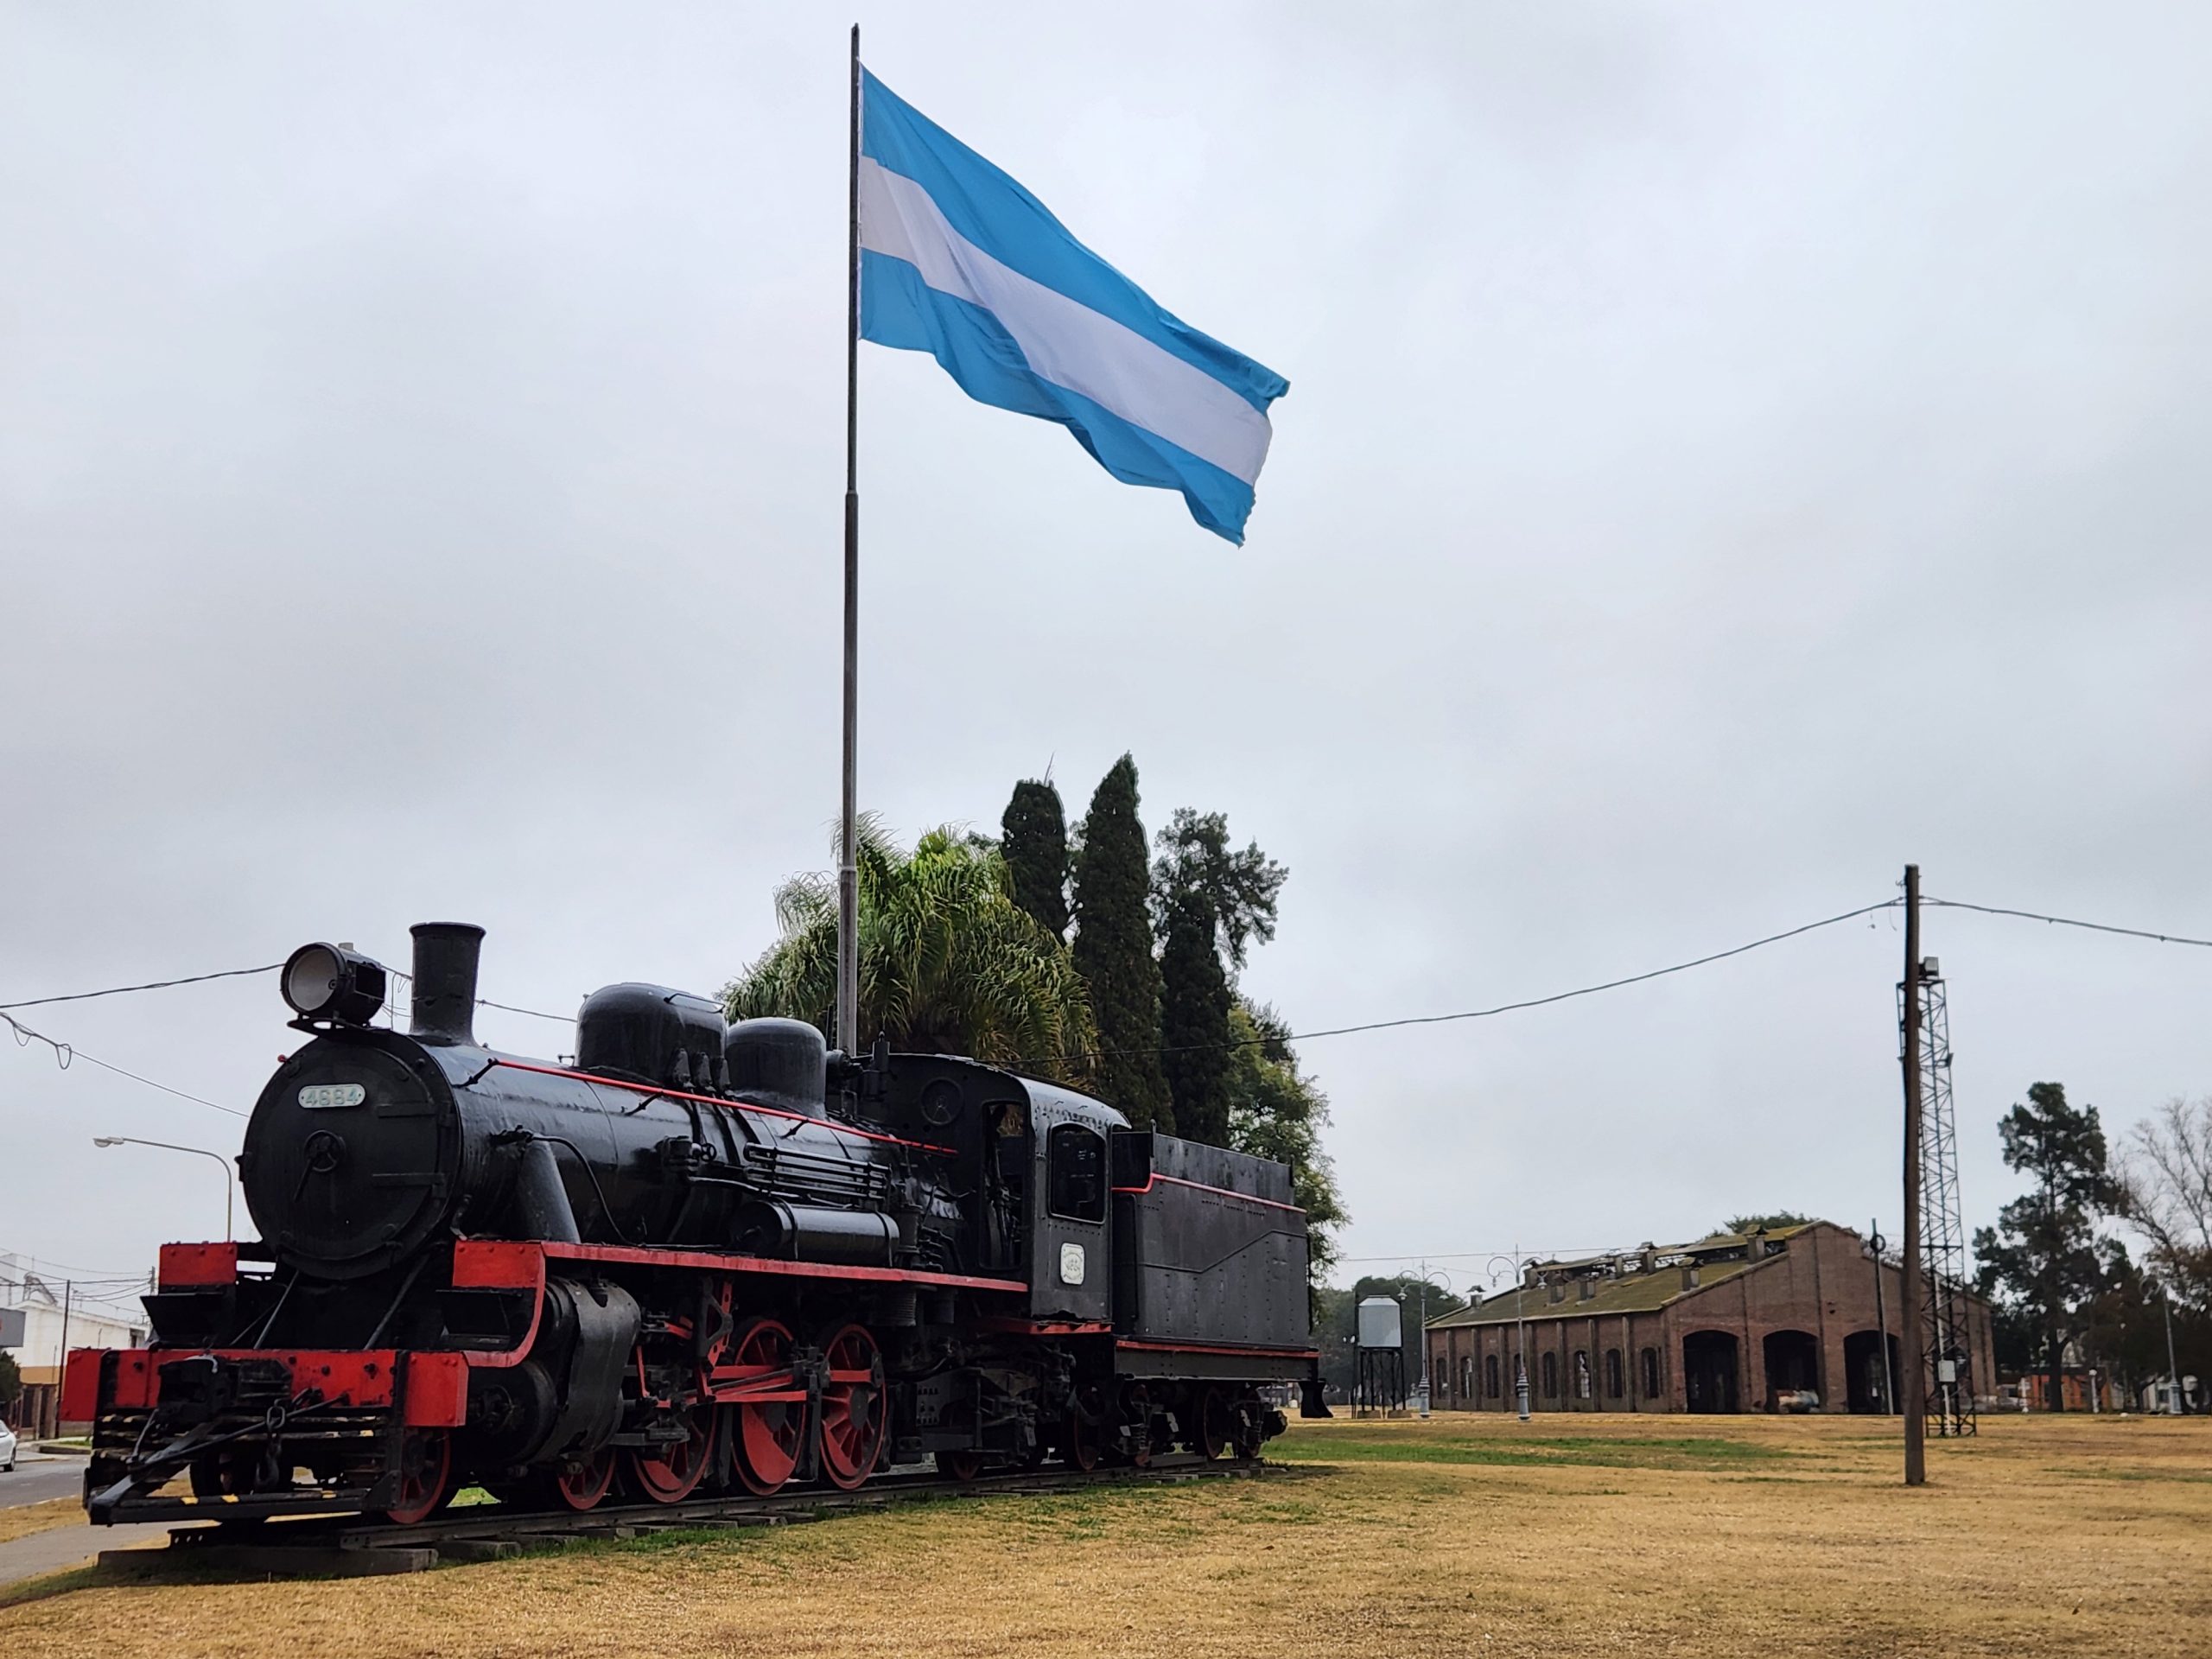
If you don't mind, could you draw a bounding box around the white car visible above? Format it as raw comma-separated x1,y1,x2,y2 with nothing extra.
0,1419,16,1472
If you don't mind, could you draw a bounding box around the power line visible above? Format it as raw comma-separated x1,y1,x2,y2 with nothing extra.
2,1009,247,1119
1030,897,1905,1067
1923,896,2212,950
0,963,282,1012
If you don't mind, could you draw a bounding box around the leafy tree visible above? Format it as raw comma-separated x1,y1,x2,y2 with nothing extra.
0,1351,18,1413
2079,1238,2171,1401
726,816,1096,1084
1070,756,1172,1131
1151,809,1286,1146
1225,1000,1348,1287
999,778,1070,940
1971,1082,2120,1411
1724,1211,1813,1235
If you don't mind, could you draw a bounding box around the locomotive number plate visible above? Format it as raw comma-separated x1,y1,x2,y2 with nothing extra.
298,1082,366,1110
1058,1242,1086,1287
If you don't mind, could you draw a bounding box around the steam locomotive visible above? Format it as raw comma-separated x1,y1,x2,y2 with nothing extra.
68,923,1320,1524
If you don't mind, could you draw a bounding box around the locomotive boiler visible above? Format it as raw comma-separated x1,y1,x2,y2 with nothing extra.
70,923,1321,1524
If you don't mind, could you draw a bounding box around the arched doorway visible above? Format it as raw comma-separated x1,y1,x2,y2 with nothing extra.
1762,1330,1822,1409
1843,1330,1903,1414
1682,1330,1740,1414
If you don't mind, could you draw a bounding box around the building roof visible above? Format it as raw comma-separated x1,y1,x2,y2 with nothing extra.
1427,1223,1826,1331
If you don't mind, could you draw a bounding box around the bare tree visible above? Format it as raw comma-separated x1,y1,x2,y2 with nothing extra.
2119,1096,2212,1305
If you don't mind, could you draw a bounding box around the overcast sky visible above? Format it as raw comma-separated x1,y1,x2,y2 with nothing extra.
5,3,2210,1308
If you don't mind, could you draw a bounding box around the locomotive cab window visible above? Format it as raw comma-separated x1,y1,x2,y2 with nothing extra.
1046,1122,1107,1223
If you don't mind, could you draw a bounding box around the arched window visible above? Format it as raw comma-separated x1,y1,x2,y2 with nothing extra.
1605,1349,1624,1399
1485,1353,1502,1398
1640,1346,1662,1400
1573,1350,1592,1399
1541,1351,1559,1398
1461,1357,1475,1398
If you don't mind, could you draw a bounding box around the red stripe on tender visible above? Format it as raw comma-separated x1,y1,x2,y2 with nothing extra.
486,1058,954,1156
1116,1339,1320,1359
538,1240,1023,1293
1110,1173,1306,1213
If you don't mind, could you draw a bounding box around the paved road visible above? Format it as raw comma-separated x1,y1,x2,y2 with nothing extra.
0,1452,86,1510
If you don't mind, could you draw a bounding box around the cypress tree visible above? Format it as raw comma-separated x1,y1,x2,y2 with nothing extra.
1153,808,1286,1146
1000,779,1070,940
1158,889,1232,1144
1071,755,1172,1131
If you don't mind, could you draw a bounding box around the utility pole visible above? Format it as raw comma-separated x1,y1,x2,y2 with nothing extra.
55,1281,72,1440
1899,864,1927,1485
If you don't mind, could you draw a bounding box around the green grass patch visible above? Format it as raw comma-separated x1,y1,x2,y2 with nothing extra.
1273,1428,1791,1471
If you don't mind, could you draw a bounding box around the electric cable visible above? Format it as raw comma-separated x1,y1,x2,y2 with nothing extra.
1026,897,1906,1068
1923,897,2212,950
0,963,282,1012
2,1010,247,1119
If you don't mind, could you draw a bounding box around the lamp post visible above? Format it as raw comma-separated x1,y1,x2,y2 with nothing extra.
2161,1281,2183,1415
1487,1247,1532,1421
93,1136,233,1241
1401,1263,1455,1417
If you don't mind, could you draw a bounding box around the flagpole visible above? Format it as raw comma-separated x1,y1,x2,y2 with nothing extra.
836,22,861,1057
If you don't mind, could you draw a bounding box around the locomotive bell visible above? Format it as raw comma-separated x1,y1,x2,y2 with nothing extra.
280,941,389,1027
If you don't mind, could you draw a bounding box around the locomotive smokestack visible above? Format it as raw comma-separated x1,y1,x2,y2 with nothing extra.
409,922,484,1046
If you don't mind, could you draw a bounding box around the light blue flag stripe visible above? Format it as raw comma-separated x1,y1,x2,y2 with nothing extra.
857,67,1286,543
861,249,1256,542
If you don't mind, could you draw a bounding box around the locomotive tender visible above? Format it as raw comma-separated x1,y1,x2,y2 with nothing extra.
69,923,1320,1524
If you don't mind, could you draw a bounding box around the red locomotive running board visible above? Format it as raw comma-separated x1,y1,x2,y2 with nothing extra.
1115,1339,1321,1360
1110,1173,1307,1213
450,1238,1023,1295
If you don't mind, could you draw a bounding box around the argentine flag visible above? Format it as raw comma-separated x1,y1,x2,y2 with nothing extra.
858,69,1287,544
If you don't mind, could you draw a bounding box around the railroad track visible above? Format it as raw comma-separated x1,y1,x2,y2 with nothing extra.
97,1454,1276,1580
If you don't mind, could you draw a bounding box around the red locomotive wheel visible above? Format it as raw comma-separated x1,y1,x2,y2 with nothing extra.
936,1449,984,1482
723,1317,804,1497
1060,1407,1100,1472
628,1402,715,1504
816,1322,887,1491
383,1428,453,1526
552,1445,619,1512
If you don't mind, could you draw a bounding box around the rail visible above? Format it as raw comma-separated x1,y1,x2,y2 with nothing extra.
98,1454,1279,1580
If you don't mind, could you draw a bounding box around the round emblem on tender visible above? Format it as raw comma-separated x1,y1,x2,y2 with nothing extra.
1058,1242,1086,1287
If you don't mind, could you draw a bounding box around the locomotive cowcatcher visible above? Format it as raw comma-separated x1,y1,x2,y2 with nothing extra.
68,923,1322,1523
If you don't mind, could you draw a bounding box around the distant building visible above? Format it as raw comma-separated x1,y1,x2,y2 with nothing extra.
1425,1221,1995,1415
1,1258,149,1439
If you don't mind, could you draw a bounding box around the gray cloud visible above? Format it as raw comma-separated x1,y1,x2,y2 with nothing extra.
5,3,2210,1289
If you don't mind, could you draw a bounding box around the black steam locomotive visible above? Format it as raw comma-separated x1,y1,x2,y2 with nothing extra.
68,924,1319,1524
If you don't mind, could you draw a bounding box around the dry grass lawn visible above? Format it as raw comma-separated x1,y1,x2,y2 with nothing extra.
3,1412,2207,1658
0,1501,84,1549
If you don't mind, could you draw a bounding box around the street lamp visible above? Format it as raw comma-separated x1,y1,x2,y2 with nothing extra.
1487,1246,1533,1422
1401,1263,1455,1417
93,1136,233,1241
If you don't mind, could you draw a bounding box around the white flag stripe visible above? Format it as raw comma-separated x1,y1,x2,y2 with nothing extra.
859,156,1273,486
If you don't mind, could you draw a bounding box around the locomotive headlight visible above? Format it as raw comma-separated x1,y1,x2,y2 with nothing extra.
281,941,389,1026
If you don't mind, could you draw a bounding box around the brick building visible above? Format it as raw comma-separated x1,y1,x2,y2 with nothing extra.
1425,1221,1995,1414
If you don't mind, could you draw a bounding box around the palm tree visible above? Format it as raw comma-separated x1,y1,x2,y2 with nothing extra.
726,817,1098,1086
